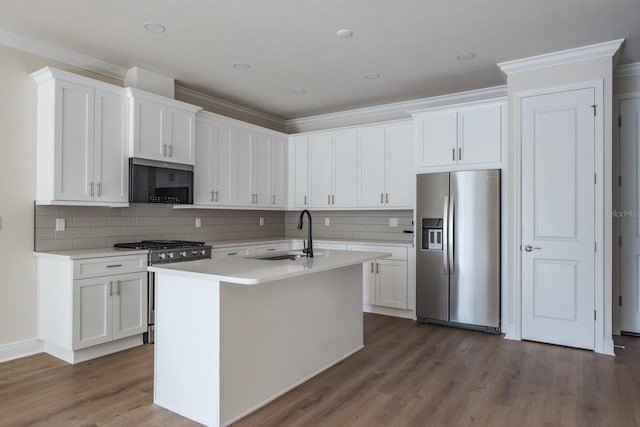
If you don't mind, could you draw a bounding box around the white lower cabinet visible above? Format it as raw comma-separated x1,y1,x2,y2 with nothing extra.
37,253,148,364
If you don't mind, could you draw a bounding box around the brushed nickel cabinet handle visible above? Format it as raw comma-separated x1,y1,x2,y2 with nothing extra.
168,145,173,157
376,263,379,274
452,148,455,161
90,182,94,197
381,193,384,204
459,147,462,161
215,191,219,202
371,262,374,273
108,281,113,296
211,191,214,202
97,182,102,197
332,194,335,205
385,193,389,204
162,144,167,156
328,195,331,205
106,264,122,268
304,195,307,205
115,280,121,295
272,195,276,205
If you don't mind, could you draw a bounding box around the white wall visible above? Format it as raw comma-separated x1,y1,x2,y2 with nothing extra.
0,45,121,348
504,56,614,351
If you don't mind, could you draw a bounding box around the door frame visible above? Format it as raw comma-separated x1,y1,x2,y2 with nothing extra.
613,91,640,335
512,79,611,354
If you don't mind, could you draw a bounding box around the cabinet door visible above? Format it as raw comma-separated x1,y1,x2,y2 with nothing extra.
252,133,271,206
416,110,457,167
54,81,95,201
457,104,502,165
112,272,147,340
235,127,254,205
375,259,408,309
358,127,386,207
94,89,128,203
166,107,196,165
270,136,285,207
386,123,414,207
73,277,112,350
333,130,358,208
362,261,377,305
132,97,165,161
194,118,215,204
289,136,309,208
215,123,235,205
308,134,333,208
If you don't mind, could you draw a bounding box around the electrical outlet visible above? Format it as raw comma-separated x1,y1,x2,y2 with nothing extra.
389,218,398,227
324,218,330,227
259,217,264,226
55,218,66,231
195,218,202,228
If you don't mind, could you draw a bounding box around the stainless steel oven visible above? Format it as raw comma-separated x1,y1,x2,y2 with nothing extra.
114,240,212,343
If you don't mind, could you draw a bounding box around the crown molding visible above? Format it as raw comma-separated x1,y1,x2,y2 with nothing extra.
615,62,640,79
0,29,127,81
285,85,507,132
175,85,286,130
498,38,625,77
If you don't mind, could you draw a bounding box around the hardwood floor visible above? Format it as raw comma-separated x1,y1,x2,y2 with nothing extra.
1,314,639,426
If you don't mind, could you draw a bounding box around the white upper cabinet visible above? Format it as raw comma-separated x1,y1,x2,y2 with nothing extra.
288,136,309,209
127,88,201,165
31,67,129,207
358,122,414,208
308,131,358,208
193,111,285,209
413,100,504,170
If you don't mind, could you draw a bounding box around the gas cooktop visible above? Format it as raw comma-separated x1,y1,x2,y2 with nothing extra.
114,240,207,250
114,240,212,264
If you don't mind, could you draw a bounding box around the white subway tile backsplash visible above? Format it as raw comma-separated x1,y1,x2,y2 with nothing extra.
73,216,107,227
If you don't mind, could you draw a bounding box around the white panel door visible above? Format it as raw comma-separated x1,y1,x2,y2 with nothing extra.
73,277,112,350
132,97,165,161
620,97,640,333
166,107,195,165
521,88,595,350
235,127,253,205
358,127,386,207
112,272,147,340
194,118,214,204
376,259,408,309
214,123,234,206
416,110,457,167
333,130,358,208
308,134,333,208
252,133,271,207
289,136,309,208
270,136,285,207
457,103,502,165
94,89,128,203
386,123,414,207
55,81,94,201
362,261,376,305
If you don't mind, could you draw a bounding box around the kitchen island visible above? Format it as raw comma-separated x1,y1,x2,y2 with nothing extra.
148,249,389,427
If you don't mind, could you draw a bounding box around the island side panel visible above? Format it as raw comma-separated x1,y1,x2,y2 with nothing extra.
154,274,221,427
220,264,364,425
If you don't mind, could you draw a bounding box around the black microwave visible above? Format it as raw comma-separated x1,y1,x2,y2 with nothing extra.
129,158,194,204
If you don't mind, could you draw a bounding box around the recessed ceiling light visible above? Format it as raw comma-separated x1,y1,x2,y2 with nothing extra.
456,52,476,61
232,62,250,70
364,72,381,80
143,22,166,33
336,29,354,38
291,88,307,94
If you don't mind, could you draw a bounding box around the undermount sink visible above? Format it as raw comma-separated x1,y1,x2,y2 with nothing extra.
248,251,323,261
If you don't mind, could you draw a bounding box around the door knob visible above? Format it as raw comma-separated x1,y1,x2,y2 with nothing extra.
524,244,542,252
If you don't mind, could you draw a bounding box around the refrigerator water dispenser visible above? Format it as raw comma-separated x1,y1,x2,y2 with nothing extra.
421,218,443,251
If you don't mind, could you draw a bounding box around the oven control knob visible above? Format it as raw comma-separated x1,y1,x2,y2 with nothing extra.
201,249,206,256
159,253,166,259
192,250,198,255
168,252,174,259
180,251,187,257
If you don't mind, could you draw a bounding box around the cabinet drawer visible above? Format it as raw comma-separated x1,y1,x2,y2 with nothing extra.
253,243,289,255
212,247,251,258
347,244,407,260
73,254,147,279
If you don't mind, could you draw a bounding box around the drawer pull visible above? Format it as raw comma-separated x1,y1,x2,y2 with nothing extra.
227,252,238,256
106,264,123,268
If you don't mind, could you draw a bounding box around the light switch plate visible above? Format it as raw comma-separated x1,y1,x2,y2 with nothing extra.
55,218,66,231
324,218,330,227
389,218,398,227
195,218,201,228
259,217,264,226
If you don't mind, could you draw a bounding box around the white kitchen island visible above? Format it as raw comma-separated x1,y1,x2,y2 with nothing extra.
148,249,389,427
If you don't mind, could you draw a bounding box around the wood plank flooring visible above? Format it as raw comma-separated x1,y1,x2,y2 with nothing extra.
1,314,639,426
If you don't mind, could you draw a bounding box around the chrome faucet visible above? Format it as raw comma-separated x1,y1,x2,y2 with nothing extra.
297,209,313,257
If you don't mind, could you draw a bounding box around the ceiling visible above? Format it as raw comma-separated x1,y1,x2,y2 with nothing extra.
0,0,638,119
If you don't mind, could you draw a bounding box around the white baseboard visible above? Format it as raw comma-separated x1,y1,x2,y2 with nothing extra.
363,304,416,320
0,338,44,363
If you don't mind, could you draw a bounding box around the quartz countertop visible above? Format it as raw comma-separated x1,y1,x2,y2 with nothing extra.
207,237,414,248
148,249,389,285
34,248,148,259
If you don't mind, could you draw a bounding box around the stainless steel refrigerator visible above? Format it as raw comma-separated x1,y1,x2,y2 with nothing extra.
416,170,500,333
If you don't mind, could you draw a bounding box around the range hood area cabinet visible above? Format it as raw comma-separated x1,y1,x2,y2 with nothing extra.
287,120,414,210
126,88,202,165
194,111,286,209
31,67,129,207
412,100,505,172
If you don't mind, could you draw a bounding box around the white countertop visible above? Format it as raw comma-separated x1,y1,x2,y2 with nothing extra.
207,237,413,248
34,248,148,259
148,249,390,285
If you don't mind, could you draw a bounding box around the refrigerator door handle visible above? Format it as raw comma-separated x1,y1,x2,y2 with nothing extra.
449,196,455,275
442,196,449,275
